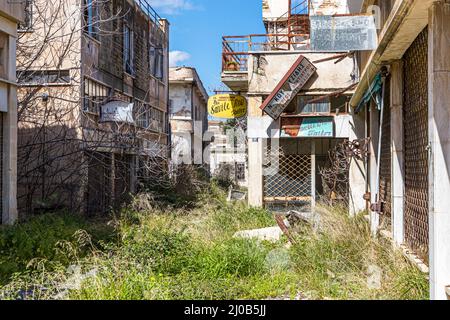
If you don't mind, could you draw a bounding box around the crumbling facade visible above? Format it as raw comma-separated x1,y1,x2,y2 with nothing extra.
16,0,169,217
208,120,248,188
0,1,24,224
351,0,450,300
169,67,208,165
222,0,366,213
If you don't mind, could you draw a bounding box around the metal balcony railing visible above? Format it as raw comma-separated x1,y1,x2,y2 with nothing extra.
222,0,311,72
135,0,163,27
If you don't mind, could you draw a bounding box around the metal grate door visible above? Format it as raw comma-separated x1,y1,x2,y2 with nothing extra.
403,28,429,262
263,139,312,208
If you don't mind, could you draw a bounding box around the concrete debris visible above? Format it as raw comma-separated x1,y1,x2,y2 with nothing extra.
227,189,247,202
233,226,283,243
287,210,321,231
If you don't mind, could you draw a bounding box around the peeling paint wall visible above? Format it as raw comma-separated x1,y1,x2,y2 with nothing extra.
262,0,289,21
170,84,192,119
248,53,357,94
310,0,350,15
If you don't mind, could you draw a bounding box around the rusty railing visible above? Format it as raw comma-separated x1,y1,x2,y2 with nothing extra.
222,0,311,72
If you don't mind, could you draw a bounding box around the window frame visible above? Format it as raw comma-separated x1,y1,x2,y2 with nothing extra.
83,0,100,40
123,24,134,76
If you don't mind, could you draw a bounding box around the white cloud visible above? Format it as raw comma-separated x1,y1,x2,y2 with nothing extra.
169,51,191,67
151,0,196,15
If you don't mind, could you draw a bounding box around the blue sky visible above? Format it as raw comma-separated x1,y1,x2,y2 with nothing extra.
150,0,266,94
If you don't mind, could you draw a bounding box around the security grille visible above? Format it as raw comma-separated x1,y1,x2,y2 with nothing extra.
379,77,392,228
403,28,429,263
263,140,312,209
86,152,112,216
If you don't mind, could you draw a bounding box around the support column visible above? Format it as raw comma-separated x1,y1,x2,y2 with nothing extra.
369,102,380,236
390,60,405,246
348,110,367,216
248,137,264,207
2,35,17,225
428,0,450,300
311,140,316,210
248,96,264,207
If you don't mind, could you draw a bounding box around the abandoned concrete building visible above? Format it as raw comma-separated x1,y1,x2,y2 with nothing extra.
350,0,450,301
222,0,450,300
16,0,169,217
169,67,208,165
208,120,248,188
222,0,366,213
0,1,24,224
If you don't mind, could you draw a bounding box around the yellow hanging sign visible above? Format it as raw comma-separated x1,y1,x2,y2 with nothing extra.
208,94,247,119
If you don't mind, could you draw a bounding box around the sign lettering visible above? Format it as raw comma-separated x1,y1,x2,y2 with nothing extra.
260,56,317,120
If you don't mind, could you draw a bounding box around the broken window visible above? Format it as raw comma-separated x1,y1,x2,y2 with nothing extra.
235,163,246,181
298,96,331,114
18,70,71,85
148,107,165,133
19,0,33,31
83,77,110,114
83,0,99,40
123,24,134,75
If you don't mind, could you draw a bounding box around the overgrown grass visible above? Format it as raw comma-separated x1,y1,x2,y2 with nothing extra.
0,184,429,300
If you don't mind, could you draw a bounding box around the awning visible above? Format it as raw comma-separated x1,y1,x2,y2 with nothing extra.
355,73,383,113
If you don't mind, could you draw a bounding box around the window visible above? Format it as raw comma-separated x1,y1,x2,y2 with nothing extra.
298,96,331,114
18,70,71,85
135,101,149,129
155,48,164,80
83,0,99,39
0,32,7,79
83,78,110,114
149,107,165,133
149,46,164,80
19,0,33,31
124,25,134,75
236,163,246,181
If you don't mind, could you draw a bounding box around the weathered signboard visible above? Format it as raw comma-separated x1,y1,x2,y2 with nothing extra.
100,100,135,123
280,117,334,138
208,94,247,119
260,56,317,120
310,15,378,52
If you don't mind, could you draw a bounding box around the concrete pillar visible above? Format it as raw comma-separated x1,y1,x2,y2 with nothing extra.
428,0,450,300
348,110,367,216
248,137,264,207
369,102,380,235
1,35,17,225
390,60,405,246
247,96,264,207
311,140,316,210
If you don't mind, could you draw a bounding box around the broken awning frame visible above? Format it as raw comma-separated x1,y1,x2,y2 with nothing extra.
354,71,388,215
355,73,383,113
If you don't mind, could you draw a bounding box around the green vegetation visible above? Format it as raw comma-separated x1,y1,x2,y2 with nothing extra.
0,184,429,300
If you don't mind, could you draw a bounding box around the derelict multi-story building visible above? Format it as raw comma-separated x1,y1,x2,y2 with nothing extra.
16,0,169,216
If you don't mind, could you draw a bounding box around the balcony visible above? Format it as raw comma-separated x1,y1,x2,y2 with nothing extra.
221,0,310,91
135,0,164,27
0,0,25,23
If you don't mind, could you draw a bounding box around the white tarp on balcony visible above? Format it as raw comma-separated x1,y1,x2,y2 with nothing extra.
100,100,135,124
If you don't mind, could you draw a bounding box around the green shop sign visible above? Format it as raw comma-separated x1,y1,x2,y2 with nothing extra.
280,117,334,138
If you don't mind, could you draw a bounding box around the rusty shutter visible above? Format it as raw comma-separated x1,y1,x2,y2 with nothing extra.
403,28,429,263
379,77,391,228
